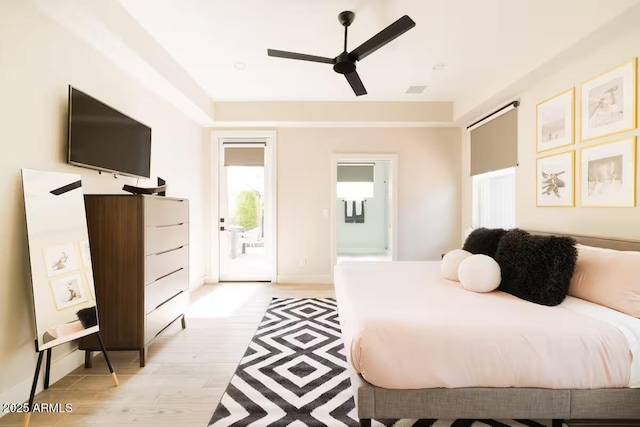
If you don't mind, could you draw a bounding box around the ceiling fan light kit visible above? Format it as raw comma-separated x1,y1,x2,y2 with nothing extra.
267,11,416,96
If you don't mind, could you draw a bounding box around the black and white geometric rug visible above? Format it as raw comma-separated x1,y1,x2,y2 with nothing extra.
208,298,552,427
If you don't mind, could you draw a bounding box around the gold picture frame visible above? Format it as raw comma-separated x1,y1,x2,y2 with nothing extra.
580,58,637,142
580,137,636,207
536,150,575,207
536,88,574,153
48,273,88,311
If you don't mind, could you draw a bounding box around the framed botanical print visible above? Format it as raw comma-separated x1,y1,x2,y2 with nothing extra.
580,137,636,207
537,88,574,153
536,150,575,207
580,59,637,141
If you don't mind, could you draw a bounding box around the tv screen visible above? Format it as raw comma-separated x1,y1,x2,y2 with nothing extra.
68,86,151,179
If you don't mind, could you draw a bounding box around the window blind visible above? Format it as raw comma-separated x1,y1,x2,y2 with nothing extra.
337,164,374,182
224,147,264,167
470,108,518,176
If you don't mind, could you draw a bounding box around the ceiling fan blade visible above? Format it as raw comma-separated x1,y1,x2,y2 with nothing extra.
267,49,335,64
345,71,367,96
349,15,415,61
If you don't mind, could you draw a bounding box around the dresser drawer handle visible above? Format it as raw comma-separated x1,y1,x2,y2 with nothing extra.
152,267,183,283
153,245,185,256
153,291,184,310
156,222,185,228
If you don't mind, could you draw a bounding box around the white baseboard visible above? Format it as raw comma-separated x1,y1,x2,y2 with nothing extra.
190,276,210,292
276,274,333,285
202,275,219,285
337,247,387,254
0,348,85,418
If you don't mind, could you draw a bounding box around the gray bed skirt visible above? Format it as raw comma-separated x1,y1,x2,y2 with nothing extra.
349,367,640,421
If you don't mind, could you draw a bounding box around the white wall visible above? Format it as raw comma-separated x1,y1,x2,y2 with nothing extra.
461,23,640,241
277,127,461,283
0,1,208,407
336,161,389,254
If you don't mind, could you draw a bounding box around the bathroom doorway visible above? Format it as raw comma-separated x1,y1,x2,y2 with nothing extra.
330,154,398,270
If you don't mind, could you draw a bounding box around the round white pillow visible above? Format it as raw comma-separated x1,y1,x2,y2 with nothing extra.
458,254,501,293
440,249,472,281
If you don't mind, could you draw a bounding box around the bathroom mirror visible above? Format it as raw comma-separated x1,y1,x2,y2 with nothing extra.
22,169,99,351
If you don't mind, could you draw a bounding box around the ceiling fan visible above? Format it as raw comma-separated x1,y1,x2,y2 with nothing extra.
267,11,416,96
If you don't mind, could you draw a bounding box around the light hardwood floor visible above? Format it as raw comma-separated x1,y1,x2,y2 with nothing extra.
0,283,335,427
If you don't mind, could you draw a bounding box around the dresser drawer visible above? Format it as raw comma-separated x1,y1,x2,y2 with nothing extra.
144,198,189,226
145,245,189,284
145,223,189,255
145,268,189,314
145,290,189,344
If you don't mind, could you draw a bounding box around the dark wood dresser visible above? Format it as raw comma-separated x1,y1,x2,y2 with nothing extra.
79,195,189,367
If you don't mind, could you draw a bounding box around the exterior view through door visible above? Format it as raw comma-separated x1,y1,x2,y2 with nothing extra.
219,142,274,281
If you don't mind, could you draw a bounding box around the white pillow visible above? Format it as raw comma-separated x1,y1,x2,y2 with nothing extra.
441,249,472,281
458,254,501,293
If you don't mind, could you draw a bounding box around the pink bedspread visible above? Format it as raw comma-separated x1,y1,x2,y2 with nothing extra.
334,261,632,389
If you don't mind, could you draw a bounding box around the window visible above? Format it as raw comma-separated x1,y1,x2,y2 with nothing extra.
472,167,515,229
337,163,374,199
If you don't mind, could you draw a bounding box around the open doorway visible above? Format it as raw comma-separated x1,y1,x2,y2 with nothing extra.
331,154,398,270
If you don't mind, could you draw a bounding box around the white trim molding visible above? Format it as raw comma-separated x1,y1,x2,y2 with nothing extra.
211,121,456,128
337,247,387,254
276,275,333,285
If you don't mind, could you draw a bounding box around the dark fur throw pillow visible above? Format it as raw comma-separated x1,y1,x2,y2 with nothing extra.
462,227,507,258
495,229,577,306
76,306,98,328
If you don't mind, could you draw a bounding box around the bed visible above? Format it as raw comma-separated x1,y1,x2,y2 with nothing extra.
333,232,640,426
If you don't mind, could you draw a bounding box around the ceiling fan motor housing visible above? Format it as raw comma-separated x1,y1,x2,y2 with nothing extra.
338,11,355,27
333,53,356,74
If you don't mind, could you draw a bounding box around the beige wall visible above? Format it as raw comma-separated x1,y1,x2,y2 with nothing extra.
461,25,640,240
461,130,473,240
277,127,461,282
0,1,207,405
213,101,453,124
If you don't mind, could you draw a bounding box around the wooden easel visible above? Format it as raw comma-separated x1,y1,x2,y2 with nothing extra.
22,332,118,427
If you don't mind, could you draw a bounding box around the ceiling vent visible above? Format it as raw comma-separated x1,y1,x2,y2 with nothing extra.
405,85,426,94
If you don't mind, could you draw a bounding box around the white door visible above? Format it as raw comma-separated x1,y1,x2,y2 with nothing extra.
218,141,275,281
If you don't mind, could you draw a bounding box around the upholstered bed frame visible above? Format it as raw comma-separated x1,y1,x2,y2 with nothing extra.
349,231,640,427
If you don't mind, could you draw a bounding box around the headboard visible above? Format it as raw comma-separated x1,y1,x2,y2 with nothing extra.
528,230,640,252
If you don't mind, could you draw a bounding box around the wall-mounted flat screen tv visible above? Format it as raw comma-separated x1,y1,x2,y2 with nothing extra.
68,86,151,179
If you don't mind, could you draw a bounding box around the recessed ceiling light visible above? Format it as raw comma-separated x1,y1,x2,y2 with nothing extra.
432,63,447,71
405,85,427,94
234,62,246,70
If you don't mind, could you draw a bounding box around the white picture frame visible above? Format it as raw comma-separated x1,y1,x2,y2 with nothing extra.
49,274,88,310
580,137,636,207
581,59,637,141
85,269,96,301
537,88,574,153
78,239,92,267
42,243,80,277
536,150,575,207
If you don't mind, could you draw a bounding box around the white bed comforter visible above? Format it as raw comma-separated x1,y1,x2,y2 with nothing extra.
334,261,636,390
